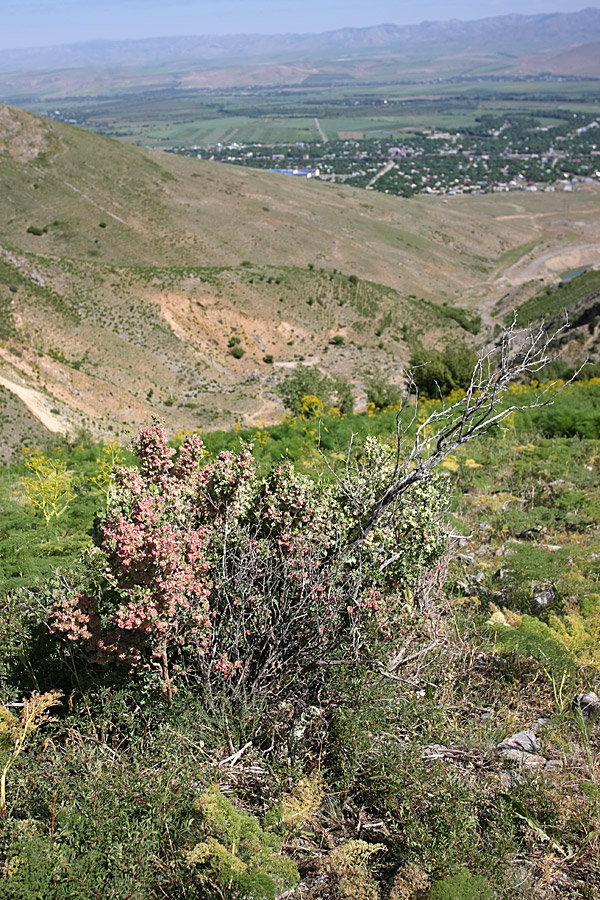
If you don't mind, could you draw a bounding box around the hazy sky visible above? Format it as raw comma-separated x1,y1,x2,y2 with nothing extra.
1,1,595,50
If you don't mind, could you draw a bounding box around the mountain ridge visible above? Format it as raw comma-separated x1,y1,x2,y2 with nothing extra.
2,8,600,73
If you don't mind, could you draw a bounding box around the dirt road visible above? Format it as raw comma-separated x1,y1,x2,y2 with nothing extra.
501,243,600,285
0,375,71,434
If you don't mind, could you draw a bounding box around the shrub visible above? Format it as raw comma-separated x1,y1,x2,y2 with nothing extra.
43,422,448,709
410,344,478,398
365,370,402,409
230,346,245,359
276,364,354,416
26,225,45,236
18,451,75,524
263,354,274,365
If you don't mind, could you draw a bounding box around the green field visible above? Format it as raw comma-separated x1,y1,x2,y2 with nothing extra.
17,77,600,147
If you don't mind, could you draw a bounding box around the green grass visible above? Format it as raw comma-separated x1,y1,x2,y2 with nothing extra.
19,76,600,146
513,269,600,326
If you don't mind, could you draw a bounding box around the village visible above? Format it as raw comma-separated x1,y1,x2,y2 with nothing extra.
171,109,600,196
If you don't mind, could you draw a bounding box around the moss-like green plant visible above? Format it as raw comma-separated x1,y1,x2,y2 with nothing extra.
428,868,491,900
186,786,299,899
327,839,383,900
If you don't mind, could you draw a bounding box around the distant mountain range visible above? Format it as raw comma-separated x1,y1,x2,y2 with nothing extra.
2,7,600,74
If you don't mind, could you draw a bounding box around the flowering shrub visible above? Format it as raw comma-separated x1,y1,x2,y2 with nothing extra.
46,420,449,704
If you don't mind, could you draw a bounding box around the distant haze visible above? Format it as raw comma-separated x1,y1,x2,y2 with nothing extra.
1,1,598,50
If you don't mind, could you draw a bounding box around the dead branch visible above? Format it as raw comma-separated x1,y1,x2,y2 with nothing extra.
322,318,584,546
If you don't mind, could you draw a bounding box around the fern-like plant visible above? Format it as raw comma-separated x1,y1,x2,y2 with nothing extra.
0,691,62,817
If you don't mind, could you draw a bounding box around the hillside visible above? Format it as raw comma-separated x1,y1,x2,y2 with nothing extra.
1,103,600,452
517,39,600,77
0,384,599,896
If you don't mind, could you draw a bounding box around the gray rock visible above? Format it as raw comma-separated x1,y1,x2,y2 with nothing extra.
530,584,557,610
499,749,546,768
572,691,600,724
497,729,541,755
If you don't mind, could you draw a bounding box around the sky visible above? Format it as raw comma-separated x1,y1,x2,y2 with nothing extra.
0,0,596,51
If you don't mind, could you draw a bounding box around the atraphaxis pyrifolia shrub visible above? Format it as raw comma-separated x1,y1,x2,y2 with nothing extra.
45,420,447,707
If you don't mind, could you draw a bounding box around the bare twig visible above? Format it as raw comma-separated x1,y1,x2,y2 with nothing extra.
320,318,583,547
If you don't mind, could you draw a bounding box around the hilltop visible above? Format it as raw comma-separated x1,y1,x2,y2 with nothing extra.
1,103,600,454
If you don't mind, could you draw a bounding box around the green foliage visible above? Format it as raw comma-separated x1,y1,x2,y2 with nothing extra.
276,364,354,415
230,345,245,358
1,384,600,896
25,225,45,236
410,344,478,398
438,304,482,335
0,691,62,817
428,869,491,900
491,612,577,679
512,269,600,327
186,787,298,899
365,369,401,409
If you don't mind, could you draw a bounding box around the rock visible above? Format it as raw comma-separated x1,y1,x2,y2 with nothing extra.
530,718,549,733
516,527,542,541
499,749,546,768
572,691,600,724
497,729,541,755
530,584,557,610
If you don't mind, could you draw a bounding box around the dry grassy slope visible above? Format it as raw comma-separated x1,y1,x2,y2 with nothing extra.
0,104,542,295
1,103,600,449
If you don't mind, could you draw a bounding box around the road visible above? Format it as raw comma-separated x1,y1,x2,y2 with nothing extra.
367,160,396,188
314,118,328,142
0,375,71,434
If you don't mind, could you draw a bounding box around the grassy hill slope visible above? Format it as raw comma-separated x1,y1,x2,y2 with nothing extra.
1,103,600,449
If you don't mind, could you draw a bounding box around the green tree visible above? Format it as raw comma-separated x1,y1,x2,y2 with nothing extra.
276,365,354,416
365,369,402,409
410,343,478,398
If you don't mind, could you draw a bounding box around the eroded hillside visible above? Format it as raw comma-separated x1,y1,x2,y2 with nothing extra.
1,104,600,450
